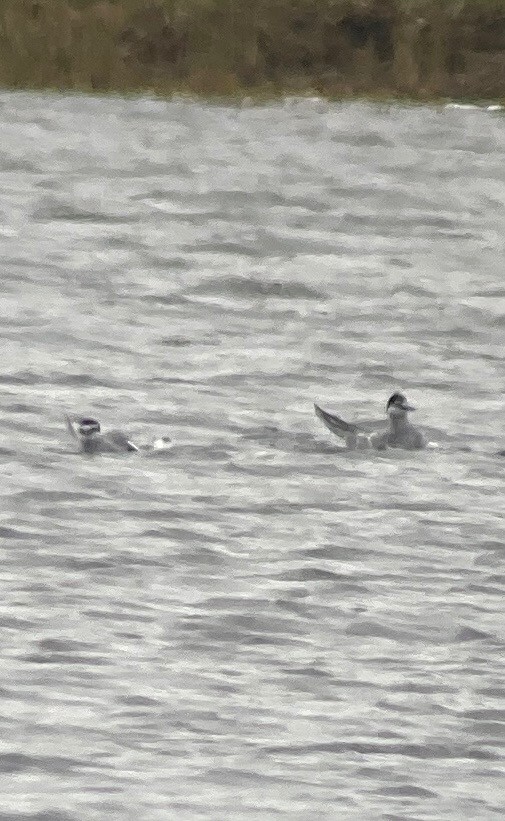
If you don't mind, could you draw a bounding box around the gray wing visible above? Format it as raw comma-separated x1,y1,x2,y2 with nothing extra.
369,431,388,450
411,429,427,450
314,404,360,439
104,429,139,452
64,413,78,440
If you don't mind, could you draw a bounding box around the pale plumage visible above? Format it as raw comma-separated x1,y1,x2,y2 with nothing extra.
314,393,426,451
65,415,139,454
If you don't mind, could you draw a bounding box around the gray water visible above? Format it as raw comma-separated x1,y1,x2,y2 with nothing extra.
0,90,504,820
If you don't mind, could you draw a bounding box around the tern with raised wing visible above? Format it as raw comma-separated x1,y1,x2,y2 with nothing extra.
65,414,140,454
314,392,426,451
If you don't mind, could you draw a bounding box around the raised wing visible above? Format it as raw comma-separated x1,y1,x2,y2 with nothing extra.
64,413,78,440
314,404,359,439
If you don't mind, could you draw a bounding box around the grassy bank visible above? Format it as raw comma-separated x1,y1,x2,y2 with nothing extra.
1,1,505,100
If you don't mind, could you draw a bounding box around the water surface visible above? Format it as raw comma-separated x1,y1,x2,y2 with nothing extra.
0,91,504,820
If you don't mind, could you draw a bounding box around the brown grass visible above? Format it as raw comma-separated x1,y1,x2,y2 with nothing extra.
0,1,505,99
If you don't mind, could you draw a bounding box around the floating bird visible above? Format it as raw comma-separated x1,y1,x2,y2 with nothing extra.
65,414,140,454
314,392,426,450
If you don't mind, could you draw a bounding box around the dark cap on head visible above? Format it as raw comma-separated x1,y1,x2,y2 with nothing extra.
386,393,406,410
386,393,415,412
79,418,100,434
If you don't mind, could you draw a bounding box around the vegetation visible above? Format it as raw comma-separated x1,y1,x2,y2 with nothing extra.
1,1,505,99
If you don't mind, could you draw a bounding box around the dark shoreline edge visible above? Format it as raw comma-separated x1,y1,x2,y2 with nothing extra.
2,1,505,103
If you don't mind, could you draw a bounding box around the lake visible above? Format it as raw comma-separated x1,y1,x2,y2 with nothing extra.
0,91,503,820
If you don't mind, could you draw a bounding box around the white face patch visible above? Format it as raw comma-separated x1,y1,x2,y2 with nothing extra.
79,421,100,436
386,393,414,417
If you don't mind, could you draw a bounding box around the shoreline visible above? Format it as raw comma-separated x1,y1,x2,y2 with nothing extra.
2,1,505,103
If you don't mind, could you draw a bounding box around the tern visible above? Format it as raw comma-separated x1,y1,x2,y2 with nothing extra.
314,392,426,450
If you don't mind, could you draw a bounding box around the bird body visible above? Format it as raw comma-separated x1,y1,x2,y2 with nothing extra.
314,393,426,451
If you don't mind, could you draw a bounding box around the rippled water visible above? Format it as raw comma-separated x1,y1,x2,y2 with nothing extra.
0,90,504,820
